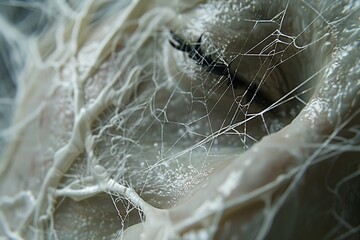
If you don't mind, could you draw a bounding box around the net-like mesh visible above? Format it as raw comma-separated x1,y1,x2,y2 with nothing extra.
0,0,359,239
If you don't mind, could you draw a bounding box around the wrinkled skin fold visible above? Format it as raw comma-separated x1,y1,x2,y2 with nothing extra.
0,0,359,239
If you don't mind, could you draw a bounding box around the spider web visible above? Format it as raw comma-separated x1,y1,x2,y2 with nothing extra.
0,0,359,239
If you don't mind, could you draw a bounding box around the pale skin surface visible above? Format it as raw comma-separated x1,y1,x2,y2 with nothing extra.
0,0,359,239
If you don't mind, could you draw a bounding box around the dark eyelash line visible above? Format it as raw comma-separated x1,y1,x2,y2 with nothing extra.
169,30,274,108
169,31,231,83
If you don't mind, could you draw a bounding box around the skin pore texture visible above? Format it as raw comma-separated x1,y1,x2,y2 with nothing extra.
0,0,359,239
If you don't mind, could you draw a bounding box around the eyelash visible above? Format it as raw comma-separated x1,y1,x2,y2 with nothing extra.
169,31,240,88
169,31,272,106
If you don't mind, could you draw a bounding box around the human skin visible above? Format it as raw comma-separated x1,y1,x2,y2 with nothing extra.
0,0,359,239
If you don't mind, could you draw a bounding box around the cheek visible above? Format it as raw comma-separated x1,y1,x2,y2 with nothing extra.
0,1,359,240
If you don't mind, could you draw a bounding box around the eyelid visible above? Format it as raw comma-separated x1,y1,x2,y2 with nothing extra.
169,29,304,116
